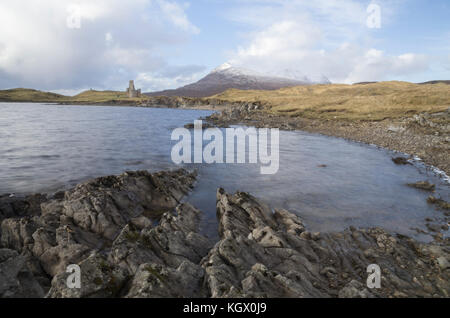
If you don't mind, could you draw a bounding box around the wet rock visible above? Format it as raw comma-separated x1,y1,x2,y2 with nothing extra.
407,181,436,192
427,196,450,210
426,223,442,233
0,194,47,222
0,249,44,298
392,157,412,165
184,122,213,129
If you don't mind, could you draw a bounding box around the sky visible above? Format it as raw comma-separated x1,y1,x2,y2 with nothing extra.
0,0,448,94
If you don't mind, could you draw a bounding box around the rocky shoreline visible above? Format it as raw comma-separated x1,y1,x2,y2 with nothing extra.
0,169,449,298
57,96,255,111
204,104,450,176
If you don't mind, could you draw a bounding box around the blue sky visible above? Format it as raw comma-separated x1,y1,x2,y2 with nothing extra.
0,0,448,94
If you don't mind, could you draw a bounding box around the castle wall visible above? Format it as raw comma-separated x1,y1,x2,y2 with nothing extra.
126,80,141,98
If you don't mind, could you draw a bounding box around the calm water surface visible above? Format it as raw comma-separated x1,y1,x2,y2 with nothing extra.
1,103,448,241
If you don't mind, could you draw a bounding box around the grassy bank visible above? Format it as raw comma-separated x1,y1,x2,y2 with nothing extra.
67,90,144,103
0,88,67,103
0,88,146,104
212,81,450,121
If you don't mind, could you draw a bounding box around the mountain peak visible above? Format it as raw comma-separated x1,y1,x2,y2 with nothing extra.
212,62,233,73
211,63,265,78
146,63,331,97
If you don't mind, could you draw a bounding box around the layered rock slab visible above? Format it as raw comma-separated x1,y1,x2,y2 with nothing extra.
202,189,449,298
0,169,199,295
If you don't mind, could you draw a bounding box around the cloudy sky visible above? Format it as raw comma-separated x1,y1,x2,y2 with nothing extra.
0,0,448,94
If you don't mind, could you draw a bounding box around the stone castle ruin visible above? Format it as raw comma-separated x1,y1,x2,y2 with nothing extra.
126,80,141,98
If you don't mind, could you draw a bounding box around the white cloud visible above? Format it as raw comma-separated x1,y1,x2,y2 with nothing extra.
0,0,201,92
226,0,431,83
105,32,113,46
344,50,429,83
156,0,199,34
136,64,206,91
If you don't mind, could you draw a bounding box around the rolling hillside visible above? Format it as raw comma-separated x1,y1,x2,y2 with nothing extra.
0,88,66,102
0,89,145,104
211,81,450,121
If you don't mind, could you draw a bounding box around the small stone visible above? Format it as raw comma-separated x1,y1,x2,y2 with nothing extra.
300,231,311,240
311,232,321,241
426,223,441,233
393,291,408,298
437,257,449,270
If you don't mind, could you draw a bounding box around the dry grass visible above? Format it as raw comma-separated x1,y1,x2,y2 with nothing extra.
0,88,147,104
67,90,144,103
0,88,66,102
211,81,450,121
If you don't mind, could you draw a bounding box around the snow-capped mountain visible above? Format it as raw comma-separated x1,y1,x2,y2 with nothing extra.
146,63,330,98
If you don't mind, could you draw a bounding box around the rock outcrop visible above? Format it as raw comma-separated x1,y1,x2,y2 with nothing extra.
0,248,44,298
0,170,448,298
203,189,449,298
0,169,199,296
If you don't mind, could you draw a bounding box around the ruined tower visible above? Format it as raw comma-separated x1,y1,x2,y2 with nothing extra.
126,80,141,98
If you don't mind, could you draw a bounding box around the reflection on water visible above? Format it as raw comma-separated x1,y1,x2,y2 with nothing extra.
0,103,448,241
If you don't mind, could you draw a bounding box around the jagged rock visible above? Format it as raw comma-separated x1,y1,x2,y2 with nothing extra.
338,280,373,298
0,194,47,222
47,253,129,298
48,202,212,298
1,169,199,297
201,189,450,298
0,194,47,240
125,262,206,298
0,249,44,298
109,203,212,276
60,169,197,240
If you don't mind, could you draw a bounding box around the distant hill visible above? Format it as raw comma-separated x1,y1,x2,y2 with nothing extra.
418,80,450,85
354,80,450,85
0,88,66,102
353,81,379,85
146,63,331,98
0,88,141,104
